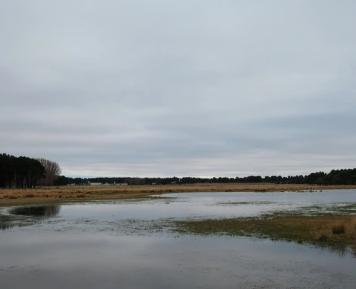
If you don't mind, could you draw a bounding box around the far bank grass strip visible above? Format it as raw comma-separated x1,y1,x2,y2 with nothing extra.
2,183,356,206
175,215,356,253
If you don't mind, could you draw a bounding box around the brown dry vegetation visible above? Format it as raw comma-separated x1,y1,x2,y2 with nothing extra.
1,183,356,206
175,215,356,254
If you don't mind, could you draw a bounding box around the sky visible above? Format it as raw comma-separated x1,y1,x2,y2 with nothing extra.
1,0,356,177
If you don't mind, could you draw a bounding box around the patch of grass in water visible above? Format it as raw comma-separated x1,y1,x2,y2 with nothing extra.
218,201,274,205
174,214,356,255
274,203,356,217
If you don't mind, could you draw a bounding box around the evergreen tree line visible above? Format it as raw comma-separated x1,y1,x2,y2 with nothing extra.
0,154,44,188
2,152,355,187
55,168,356,186
0,154,61,188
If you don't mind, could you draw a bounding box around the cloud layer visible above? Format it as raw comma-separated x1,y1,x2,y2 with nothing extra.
1,0,356,177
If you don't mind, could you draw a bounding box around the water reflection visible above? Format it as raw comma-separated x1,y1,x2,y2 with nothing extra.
0,233,355,289
10,205,60,217
1,192,356,288
0,205,60,230
0,215,17,230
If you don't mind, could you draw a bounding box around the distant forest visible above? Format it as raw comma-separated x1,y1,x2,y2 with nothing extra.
55,168,356,186
0,154,61,188
2,153,356,187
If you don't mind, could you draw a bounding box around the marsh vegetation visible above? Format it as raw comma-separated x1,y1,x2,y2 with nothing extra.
175,214,356,254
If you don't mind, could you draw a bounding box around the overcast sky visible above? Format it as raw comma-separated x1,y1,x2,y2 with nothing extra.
1,0,356,177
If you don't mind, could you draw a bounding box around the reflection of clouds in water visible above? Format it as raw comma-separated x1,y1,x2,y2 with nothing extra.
0,192,356,259
0,205,60,230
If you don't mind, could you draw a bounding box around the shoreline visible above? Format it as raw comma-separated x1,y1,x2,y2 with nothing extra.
1,183,356,207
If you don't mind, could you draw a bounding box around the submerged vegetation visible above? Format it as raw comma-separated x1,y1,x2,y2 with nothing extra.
175,214,356,254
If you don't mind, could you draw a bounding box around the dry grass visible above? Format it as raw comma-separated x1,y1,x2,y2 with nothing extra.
1,183,356,206
175,215,356,254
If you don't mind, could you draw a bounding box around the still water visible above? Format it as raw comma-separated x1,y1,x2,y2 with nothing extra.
1,190,356,289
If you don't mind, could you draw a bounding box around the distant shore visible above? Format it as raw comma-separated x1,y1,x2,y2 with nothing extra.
1,183,356,207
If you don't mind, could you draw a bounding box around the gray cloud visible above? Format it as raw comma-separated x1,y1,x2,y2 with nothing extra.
1,0,356,177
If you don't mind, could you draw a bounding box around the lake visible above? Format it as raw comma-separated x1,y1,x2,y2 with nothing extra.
1,190,356,289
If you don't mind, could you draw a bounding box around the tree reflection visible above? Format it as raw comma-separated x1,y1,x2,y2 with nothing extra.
0,205,60,230
10,205,60,217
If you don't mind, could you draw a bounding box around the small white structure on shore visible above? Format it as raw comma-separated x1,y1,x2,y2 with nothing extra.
89,182,103,186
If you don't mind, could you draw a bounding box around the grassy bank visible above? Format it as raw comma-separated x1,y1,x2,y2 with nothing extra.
175,214,356,254
1,183,356,206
